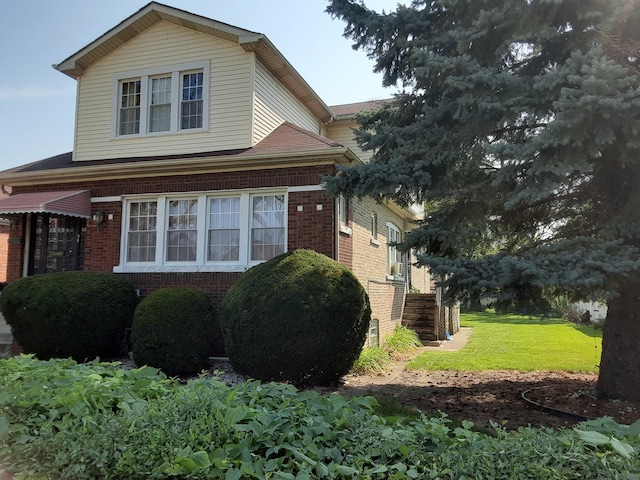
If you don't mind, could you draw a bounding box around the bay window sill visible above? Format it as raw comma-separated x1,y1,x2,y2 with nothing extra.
113,264,253,274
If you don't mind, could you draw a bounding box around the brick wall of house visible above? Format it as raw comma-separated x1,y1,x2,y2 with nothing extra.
5,165,340,357
6,221,24,282
7,165,337,283
5,164,425,355
345,196,431,345
0,222,9,283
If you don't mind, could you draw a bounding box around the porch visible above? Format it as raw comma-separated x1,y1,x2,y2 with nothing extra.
401,293,460,345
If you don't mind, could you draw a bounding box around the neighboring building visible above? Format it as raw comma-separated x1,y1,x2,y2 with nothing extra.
0,2,429,354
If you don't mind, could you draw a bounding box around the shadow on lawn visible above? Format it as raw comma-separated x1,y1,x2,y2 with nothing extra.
463,311,567,325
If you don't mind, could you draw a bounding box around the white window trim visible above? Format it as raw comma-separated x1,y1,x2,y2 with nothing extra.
338,194,352,235
370,212,380,246
386,222,404,281
114,188,287,273
111,61,210,139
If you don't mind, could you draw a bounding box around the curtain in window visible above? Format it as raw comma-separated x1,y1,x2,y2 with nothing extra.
251,195,285,261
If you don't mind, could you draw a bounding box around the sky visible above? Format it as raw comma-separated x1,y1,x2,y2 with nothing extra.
0,0,400,172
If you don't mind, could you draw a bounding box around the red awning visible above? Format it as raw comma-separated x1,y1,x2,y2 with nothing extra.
0,190,91,218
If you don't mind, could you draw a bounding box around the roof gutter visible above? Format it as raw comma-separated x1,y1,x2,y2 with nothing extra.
0,148,359,187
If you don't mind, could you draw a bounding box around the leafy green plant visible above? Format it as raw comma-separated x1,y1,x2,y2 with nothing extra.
0,272,137,360
350,346,391,375
383,325,422,358
0,357,638,479
131,287,217,375
219,249,371,385
351,326,421,375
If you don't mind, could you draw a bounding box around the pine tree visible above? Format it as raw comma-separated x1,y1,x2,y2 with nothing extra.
326,0,640,400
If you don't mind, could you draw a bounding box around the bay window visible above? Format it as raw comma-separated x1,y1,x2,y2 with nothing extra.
118,190,287,272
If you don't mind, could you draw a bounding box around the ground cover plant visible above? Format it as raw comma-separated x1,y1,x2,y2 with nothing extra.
408,311,602,372
2,356,638,479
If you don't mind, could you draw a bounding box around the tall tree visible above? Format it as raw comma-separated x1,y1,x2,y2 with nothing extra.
325,0,640,400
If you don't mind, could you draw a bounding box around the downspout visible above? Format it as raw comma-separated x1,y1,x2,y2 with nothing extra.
334,196,339,262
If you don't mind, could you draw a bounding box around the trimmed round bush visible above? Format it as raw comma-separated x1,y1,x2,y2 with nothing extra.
0,272,137,361
219,249,371,385
131,287,216,375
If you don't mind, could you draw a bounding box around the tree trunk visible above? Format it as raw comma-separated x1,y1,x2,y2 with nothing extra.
596,280,640,400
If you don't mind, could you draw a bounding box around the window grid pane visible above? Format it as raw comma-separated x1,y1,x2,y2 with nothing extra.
251,195,285,261
208,197,240,261
149,76,172,132
181,72,203,129
127,201,157,262
119,80,141,135
166,199,198,262
388,226,403,275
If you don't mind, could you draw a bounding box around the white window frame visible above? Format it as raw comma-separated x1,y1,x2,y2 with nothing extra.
367,318,380,347
386,222,404,280
338,194,352,235
370,211,380,246
112,61,209,138
114,189,288,273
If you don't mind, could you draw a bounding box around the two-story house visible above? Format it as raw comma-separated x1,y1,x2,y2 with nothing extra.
0,2,434,356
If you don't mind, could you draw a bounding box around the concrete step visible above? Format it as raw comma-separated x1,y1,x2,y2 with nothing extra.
0,332,13,344
0,344,11,358
402,312,436,323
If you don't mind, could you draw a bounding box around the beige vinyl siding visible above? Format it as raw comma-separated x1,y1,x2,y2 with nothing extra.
325,122,375,162
253,61,320,144
74,21,253,161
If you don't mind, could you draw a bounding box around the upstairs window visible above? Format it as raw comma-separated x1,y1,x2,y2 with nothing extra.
149,76,172,133
119,80,141,135
114,62,209,138
181,72,204,129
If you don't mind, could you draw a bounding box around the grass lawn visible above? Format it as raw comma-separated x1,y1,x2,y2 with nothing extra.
407,311,602,373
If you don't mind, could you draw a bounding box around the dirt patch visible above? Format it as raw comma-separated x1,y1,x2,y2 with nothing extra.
336,363,640,430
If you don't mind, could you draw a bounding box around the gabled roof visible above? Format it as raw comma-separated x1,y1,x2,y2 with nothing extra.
330,99,393,120
0,122,358,187
53,2,334,123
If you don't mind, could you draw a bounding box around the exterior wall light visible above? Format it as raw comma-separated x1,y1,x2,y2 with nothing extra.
92,210,105,225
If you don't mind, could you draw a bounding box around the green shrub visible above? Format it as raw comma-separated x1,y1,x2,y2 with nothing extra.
0,272,137,361
131,287,216,375
351,346,391,375
219,249,371,385
383,325,423,357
